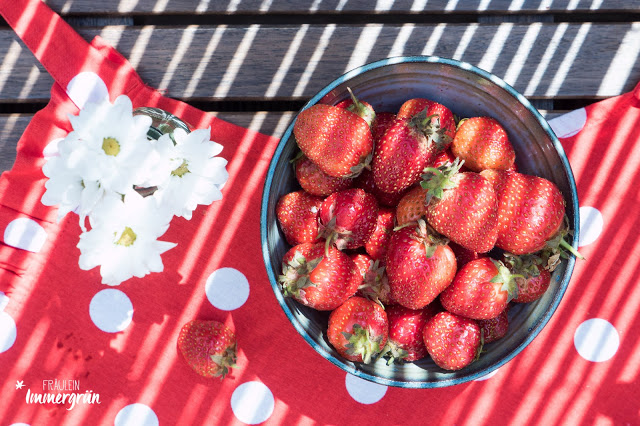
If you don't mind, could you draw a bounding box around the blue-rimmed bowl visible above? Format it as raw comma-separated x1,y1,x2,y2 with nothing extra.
260,56,579,388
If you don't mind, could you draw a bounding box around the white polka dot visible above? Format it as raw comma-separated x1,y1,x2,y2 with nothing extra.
4,218,48,253
345,373,387,404
231,381,274,425
578,206,603,247
205,268,250,311
574,318,619,362
89,289,133,333
548,107,587,138
0,291,9,312
43,138,64,158
114,403,159,426
66,72,109,109
9,423,31,426
474,368,499,381
0,311,17,353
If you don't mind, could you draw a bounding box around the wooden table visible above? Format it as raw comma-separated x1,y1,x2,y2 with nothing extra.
1,1,639,172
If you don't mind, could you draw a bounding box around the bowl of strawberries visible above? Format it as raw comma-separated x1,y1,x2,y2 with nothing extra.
260,56,581,388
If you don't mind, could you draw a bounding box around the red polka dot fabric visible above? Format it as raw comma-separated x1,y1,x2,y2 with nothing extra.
1,1,639,425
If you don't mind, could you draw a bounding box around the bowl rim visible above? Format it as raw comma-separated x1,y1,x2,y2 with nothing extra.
260,55,579,388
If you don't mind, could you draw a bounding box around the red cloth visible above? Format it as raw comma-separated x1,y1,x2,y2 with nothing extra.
0,1,639,425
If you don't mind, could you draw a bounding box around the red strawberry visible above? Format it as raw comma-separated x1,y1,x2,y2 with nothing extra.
351,253,392,306
276,190,323,246
335,87,376,127
354,168,407,207
503,253,551,303
381,303,439,364
448,241,486,268
477,309,509,343
364,207,396,262
177,319,238,379
371,111,397,142
480,169,566,255
294,103,373,178
294,154,353,197
439,257,518,320
451,116,516,172
372,104,453,193
386,220,457,310
279,242,360,311
395,185,429,227
318,188,379,251
396,98,457,143
327,296,389,363
421,159,499,253
423,311,482,371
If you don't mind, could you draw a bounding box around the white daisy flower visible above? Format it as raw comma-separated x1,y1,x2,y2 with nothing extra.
151,127,229,220
67,95,156,195
41,135,104,227
77,190,176,286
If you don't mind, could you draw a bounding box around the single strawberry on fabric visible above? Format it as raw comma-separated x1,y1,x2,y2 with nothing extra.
477,309,509,343
386,220,457,310
276,190,323,246
451,116,516,172
381,303,439,364
351,252,393,306
364,206,396,262
439,257,519,320
503,253,551,303
423,311,482,371
177,320,238,379
327,296,389,364
294,154,353,197
480,169,569,255
279,242,360,311
294,103,373,178
318,188,379,251
372,101,454,194
421,159,499,253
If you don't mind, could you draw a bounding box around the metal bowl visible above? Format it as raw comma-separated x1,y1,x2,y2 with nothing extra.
260,56,579,388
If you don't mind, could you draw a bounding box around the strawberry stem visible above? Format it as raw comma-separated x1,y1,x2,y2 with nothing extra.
346,87,376,127
559,238,585,260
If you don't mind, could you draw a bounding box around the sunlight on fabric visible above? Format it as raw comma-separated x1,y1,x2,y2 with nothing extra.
503,23,541,85
345,25,383,73
545,23,590,97
265,25,310,98
453,24,478,61
214,25,260,98
185,26,227,97
0,42,22,93
292,24,336,97
477,23,513,73
159,26,197,92
525,23,568,96
127,26,155,69
598,23,640,96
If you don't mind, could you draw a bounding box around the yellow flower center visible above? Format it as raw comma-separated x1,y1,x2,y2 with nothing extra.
171,160,190,177
115,227,137,246
102,137,120,156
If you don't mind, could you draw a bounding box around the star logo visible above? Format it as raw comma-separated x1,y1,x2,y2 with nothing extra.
15,380,25,390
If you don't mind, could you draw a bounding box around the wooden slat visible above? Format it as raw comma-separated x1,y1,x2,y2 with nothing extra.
1,23,639,104
42,0,639,14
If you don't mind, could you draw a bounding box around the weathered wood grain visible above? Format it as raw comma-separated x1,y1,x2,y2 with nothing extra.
42,0,638,14
0,23,638,104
